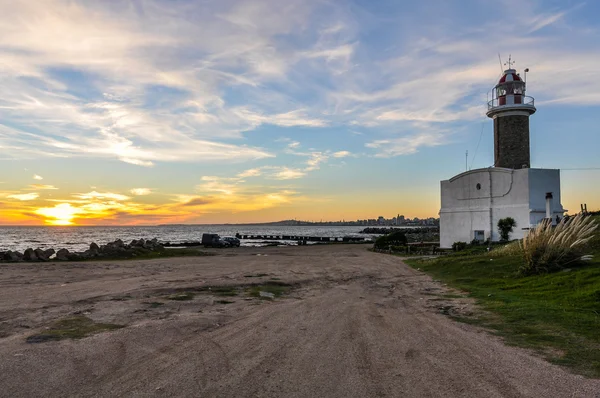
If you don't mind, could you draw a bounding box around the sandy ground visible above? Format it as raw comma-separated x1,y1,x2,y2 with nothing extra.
0,244,598,397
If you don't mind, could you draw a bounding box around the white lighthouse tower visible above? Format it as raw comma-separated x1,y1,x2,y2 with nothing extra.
439,60,565,248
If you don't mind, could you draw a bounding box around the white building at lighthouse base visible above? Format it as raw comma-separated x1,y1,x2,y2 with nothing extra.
439,167,565,248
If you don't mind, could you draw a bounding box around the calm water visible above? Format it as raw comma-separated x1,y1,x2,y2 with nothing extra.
0,225,378,252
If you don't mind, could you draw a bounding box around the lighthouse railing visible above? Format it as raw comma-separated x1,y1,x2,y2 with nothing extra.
487,95,534,110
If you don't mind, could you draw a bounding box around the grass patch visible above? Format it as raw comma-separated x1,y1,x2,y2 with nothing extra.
405,219,600,377
198,286,239,296
246,282,292,299
110,294,133,301
26,316,124,343
244,273,269,278
166,292,195,301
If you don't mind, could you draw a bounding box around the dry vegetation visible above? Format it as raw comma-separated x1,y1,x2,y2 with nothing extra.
520,214,598,275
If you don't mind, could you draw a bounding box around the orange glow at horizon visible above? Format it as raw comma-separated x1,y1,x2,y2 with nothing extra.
34,203,82,225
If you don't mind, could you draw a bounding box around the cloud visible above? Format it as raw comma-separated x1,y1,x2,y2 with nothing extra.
366,132,447,157
130,188,152,196
74,191,130,201
29,184,58,190
238,168,263,178
332,151,351,158
8,193,39,201
33,175,43,180
272,168,306,180
180,197,216,207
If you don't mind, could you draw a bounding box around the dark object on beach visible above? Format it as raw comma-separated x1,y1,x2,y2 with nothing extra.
201,234,229,248
222,237,240,247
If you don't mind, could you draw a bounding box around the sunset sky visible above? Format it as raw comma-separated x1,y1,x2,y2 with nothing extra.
1,0,599,226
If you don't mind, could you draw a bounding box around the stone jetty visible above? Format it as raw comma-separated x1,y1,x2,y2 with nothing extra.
0,238,164,263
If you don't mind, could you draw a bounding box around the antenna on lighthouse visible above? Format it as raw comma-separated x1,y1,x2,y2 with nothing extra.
465,150,469,171
497,54,503,72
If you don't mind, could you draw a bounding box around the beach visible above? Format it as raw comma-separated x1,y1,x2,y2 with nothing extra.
0,244,597,397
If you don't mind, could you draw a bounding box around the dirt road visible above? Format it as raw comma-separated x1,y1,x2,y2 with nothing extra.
0,245,598,397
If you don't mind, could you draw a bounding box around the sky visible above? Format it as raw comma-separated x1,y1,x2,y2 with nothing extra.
1,0,599,226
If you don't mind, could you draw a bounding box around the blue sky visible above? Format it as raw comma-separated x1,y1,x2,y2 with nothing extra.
0,0,599,225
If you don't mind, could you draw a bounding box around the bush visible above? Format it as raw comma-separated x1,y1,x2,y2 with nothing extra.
498,217,517,242
374,231,407,250
452,241,467,252
519,214,597,275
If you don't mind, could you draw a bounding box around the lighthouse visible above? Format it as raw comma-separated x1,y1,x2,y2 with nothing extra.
487,60,536,169
438,60,565,248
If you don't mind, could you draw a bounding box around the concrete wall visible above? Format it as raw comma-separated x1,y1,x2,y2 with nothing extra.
439,168,563,248
528,169,565,225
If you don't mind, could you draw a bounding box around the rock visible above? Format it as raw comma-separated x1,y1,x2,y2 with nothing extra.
114,239,125,247
129,239,138,247
151,238,158,244
135,239,146,247
23,248,38,262
90,242,100,252
34,248,49,261
3,250,21,262
43,248,55,258
56,249,69,261
66,253,82,261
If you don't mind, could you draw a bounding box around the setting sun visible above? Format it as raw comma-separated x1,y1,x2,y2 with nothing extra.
34,203,81,225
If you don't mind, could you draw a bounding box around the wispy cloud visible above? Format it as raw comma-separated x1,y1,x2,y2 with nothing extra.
33,175,43,180
8,193,39,201
29,184,58,190
74,191,130,201
130,188,153,196
271,168,306,180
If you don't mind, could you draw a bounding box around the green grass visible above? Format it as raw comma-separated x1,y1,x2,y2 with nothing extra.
244,273,269,278
405,221,600,377
199,286,239,296
26,316,124,343
246,282,292,299
166,292,195,301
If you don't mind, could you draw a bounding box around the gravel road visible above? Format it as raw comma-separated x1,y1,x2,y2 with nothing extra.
0,244,598,397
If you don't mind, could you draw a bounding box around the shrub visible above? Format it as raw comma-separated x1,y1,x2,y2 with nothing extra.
374,231,407,250
452,241,467,252
497,217,517,242
519,214,598,275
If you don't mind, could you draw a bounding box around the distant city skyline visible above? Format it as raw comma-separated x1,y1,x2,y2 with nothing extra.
1,0,599,226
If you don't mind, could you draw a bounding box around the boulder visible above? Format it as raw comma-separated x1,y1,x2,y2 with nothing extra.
23,248,38,261
135,239,146,247
66,253,82,261
56,248,70,261
34,248,49,261
44,248,55,258
90,242,100,252
114,239,125,247
3,250,21,262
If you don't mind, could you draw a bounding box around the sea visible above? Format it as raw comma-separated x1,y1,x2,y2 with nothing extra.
0,225,381,252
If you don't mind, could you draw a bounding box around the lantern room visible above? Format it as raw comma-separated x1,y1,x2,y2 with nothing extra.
487,68,536,118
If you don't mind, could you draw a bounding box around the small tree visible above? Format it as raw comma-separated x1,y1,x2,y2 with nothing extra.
497,217,517,242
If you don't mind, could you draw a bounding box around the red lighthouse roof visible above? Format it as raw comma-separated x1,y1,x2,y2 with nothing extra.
498,69,522,83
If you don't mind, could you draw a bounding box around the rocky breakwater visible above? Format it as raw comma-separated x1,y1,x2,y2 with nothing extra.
0,238,164,263
360,227,440,243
